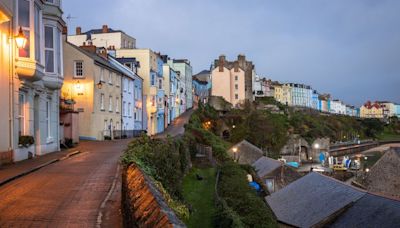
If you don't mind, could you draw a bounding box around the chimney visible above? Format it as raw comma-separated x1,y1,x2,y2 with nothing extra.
238,54,246,62
102,25,109,33
234,61,239,72
99,48,108,59
218,55,225,72
76,26,82,35
80,43,97,54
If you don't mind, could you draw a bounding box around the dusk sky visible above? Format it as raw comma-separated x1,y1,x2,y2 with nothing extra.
63,0,400,106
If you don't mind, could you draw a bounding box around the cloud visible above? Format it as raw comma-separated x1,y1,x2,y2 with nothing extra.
63,0,400,106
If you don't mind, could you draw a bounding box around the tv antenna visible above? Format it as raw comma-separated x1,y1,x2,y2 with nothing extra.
66,14,77,25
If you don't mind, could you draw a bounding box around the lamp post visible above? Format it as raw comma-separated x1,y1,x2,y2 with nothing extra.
232,147,238,162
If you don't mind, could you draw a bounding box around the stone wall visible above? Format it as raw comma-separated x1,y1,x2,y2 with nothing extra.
122,163,186,228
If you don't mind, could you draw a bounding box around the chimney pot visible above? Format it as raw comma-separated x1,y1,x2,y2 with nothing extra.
102,25,109,33
76,26,82,35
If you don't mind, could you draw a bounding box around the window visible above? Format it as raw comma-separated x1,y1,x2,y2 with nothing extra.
123,101,126,116
104,120,108,131
235,75,238,81
74,61,83,77
128,80,131,94
109,72,113,84
46,0,54,3
100,68,104,81
34,3,40,61
235,94,238,100
116,97,119,113
128,103,131,117
124,62,132,70
46,100,51,139
116,75,120,87
151,73,155,86
100,94,105,110
45,26,55,72
18,0,30,58
159,79,162,90
134,110,137,120
18,93,26,136
235,84,238,90
109,96,113,112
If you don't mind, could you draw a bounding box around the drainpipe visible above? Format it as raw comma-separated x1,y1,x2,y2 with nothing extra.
120,74,123,137
8,20,14,155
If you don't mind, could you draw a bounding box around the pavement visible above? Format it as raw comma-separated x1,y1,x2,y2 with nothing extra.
0,139,131,228
155,108,195,138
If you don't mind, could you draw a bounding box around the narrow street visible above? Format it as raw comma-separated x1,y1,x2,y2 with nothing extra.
0,139,130,227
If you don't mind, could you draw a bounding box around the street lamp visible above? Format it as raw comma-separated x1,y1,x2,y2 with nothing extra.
365,168,370,173
96,81,103,89
232,147,238,162
15,27,27,49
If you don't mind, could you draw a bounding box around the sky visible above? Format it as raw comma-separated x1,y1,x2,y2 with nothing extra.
63,0,400,106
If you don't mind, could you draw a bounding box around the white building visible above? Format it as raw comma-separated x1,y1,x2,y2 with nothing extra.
330,100,347,115
0,0,65,163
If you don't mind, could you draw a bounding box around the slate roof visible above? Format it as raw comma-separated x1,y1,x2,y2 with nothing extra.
328,193,400,228
266,172,366,228
66,42,122,74
84,28,123,35
252,156,282,178
227,140,264,165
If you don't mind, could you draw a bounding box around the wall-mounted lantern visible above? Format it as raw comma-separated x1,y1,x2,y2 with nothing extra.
96,81,103,89
15,27,27,49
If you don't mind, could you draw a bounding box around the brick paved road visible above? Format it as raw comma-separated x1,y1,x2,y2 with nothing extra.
0,139,130,228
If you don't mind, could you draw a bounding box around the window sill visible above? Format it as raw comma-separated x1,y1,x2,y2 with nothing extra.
46,137,54,144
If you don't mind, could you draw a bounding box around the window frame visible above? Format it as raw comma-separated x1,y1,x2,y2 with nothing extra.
18,93,26,136
100,93,105,111
73,60,84,78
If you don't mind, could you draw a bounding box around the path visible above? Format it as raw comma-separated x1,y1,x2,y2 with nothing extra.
0,139,130,227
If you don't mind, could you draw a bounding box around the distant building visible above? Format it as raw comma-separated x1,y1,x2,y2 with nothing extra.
211,55,255,107
253,75,272,97
360,101,384,119
330,99,346,115
168,59,193,111
396,104,400,118
192,70,211,104
287,83,313,108
377,101,397,118
227,140,264,165
68,25,136,50
318,94,331,113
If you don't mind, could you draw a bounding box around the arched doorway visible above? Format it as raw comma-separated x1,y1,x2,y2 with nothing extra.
300,146,309,162
222,130,230,140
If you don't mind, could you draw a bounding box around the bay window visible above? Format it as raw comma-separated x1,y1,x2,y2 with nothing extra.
18,0,30,58
44,25,61,73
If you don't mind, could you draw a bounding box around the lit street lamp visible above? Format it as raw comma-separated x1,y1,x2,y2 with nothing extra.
15,27,27,49
232,147,238,162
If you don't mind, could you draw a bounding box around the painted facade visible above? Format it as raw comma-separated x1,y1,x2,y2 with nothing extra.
0,0,65,163
360,101,384,119
116,49,160,135
211,55,255,107
62,42,123,140
168,59,193,110
192,70,211,104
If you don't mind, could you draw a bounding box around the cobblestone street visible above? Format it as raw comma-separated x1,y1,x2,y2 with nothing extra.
0,139,130,228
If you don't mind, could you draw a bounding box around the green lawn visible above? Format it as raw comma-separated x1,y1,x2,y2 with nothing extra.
182,167,217,228
378,131,400,141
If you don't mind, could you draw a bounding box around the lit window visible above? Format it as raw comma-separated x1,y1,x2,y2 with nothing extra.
18,0,30,58
74,61,83,77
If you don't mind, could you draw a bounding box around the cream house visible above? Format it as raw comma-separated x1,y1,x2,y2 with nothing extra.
62,41,123,140
0,0,65,163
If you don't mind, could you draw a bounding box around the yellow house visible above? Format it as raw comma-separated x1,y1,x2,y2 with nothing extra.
360,101,384,119
62,41,123,140
116,49,159,135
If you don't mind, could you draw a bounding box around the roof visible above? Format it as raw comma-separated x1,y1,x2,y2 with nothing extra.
84,28,123,35
328,193,400,228
227,140,264,165
193,70,211,82
66,42,123,75
252,156,282,178
108,56,143,80
365,147,400,198
266,172,366,228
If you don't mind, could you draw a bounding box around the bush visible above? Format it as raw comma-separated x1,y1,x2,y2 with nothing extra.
18,135,35,147
216,162,278,227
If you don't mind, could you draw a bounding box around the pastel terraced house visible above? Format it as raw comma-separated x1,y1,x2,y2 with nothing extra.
0,0,65,163
211,54,255,107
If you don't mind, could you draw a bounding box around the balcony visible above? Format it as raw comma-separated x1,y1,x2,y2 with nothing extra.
16,58,45,82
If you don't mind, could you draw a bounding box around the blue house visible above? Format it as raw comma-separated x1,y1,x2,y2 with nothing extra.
156,56,165,134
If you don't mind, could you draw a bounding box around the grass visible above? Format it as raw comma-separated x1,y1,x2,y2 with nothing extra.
378,131,400,141
182,167,217,228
